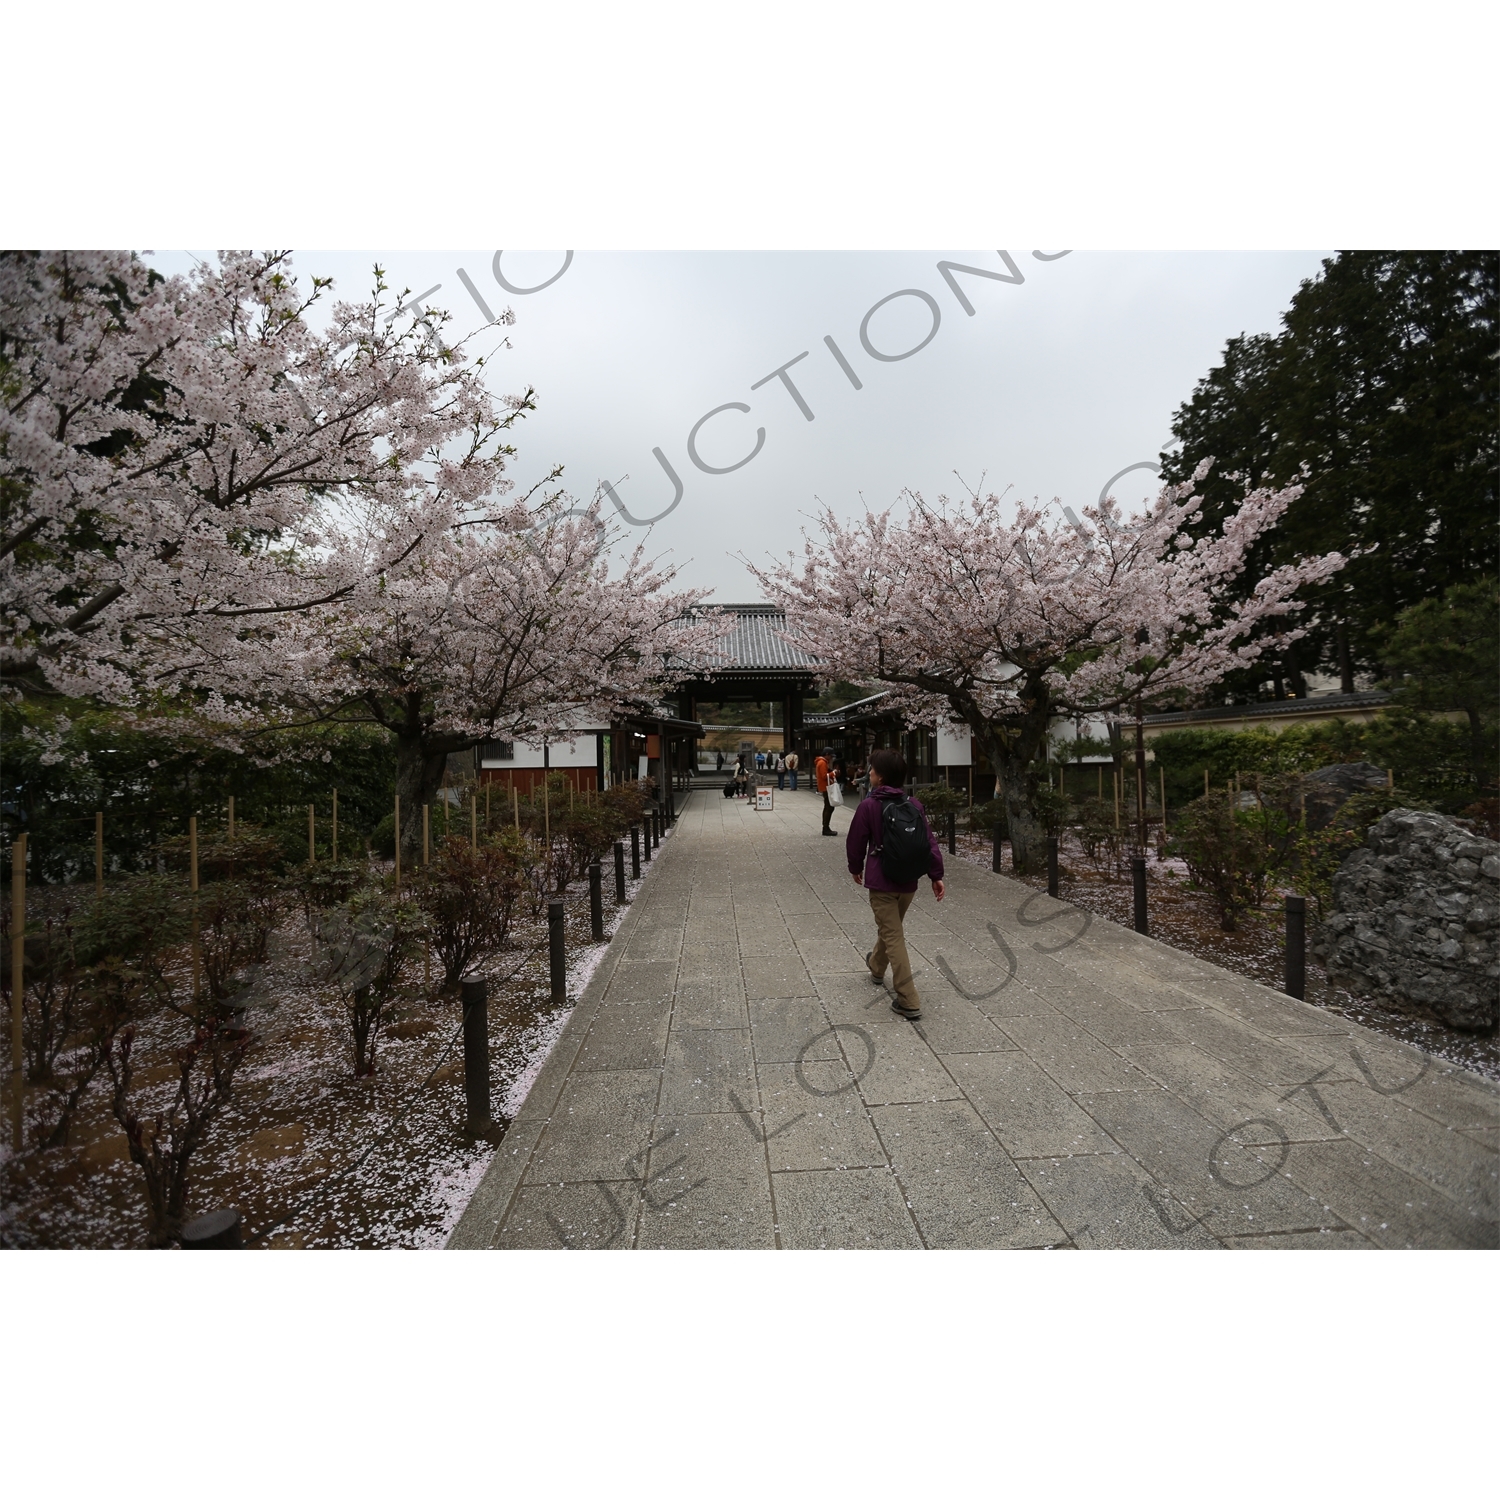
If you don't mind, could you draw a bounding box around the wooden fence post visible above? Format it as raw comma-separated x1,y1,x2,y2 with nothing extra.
423,804,430,865
512,784,519,833
471,791,478,849
307,804,315,864
394,794,401,890
228,795,235,840
190,815,201,1004
95,812,104,900
11,834,26,1151
332,789,338,862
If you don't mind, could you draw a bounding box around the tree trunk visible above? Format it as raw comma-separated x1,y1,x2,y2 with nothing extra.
1466,706,1487,796
1001,763,1046,874
395,734,451,868
976,708,1050,875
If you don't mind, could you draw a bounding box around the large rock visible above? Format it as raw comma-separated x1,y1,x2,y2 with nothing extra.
1301,761,1389,831
1312,808,1499,1031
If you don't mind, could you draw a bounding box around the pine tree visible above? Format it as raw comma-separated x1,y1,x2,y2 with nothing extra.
1161,251,1498,699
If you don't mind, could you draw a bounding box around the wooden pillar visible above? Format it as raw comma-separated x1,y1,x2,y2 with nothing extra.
11,834,26,1151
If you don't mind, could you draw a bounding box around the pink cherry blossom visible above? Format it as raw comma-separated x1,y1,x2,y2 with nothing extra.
749,468,1345,871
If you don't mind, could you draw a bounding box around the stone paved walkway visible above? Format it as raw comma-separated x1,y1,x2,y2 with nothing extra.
449,787,1500,1249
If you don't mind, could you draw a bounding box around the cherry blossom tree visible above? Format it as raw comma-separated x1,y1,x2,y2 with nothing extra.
752,467,1346,871
222,491,718,865
3,252,721,865
1,250,521,702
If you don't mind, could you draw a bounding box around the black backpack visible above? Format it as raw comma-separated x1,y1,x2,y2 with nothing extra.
878,793,933,885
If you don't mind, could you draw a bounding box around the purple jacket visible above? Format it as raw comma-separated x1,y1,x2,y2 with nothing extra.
846,785,945,893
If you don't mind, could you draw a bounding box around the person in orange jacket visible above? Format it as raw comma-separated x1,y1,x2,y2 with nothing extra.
815,747,836,836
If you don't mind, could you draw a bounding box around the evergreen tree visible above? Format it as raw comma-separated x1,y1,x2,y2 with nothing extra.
1161,252,1498,699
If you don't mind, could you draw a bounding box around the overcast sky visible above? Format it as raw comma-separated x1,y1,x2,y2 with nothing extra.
152,249,1330,600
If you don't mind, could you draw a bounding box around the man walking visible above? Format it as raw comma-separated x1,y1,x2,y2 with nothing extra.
846,748,944,1019
816,747,836,836
785,749,799,792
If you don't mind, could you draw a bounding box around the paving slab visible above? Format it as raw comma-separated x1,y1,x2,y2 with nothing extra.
450,787,1500,1250
772,1167,924,1249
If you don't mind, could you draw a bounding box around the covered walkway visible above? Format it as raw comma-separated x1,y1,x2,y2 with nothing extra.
450,787,1498,1249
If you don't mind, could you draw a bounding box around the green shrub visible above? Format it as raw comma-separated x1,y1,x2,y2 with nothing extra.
411,831,527,992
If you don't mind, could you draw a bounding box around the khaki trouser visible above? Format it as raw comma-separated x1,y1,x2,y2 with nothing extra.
867,890,918,1006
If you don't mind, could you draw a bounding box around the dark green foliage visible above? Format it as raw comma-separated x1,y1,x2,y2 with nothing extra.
1166,795,1277,932
1161,251,1498,698
0,701,397,885
1149,704,1490,815
966,797,1007,837
1373,577,1498,791
313,887,430,1076
1291,789,1432,921
910,782,967,823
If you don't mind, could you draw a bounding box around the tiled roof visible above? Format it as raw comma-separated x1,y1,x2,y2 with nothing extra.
1142,690,1389,727
803,691,894,725
688,605,820,673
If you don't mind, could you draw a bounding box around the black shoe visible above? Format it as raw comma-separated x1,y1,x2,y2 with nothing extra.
891,998,922,1021
822,828,836,836
865,952,884,985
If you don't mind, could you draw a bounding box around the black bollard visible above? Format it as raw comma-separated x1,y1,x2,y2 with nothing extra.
614,840,627,904
948,812,956,856
460,973,492,1135
548,900,567,1002
631,824,641,877
1285,894,1306,1000
641,819,652,863
589,860,604,941
1131,854,1148,935
653,806,662,849
992,819,1003,874
1047,835,1059,899
181,1208,241,1249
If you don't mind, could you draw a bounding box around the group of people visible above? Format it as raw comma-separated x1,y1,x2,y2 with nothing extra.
715,748,802,794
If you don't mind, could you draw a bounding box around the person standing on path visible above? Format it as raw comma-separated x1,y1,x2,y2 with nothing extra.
816,747,836,835
775,752,786,790
846,748,944,1019
785,749,799,791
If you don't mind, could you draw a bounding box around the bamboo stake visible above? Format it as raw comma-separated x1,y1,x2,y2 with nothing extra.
486,781,491,830
11,834,26,1151
228,795,235,840
1097,765,1103,801
543,778,550,849
1204,769,1210,798
308,804,316,864
1387,768,1394,790
423,804,430,865
95,812,104,900
1113,772,1120,830
394,795,401,891
332,789,338,862
190,816,201,1004
471,792,478,849
512,784,519,833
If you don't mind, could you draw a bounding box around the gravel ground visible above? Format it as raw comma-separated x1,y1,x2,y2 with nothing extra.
0,838,667,1250
950,830,1500,1083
